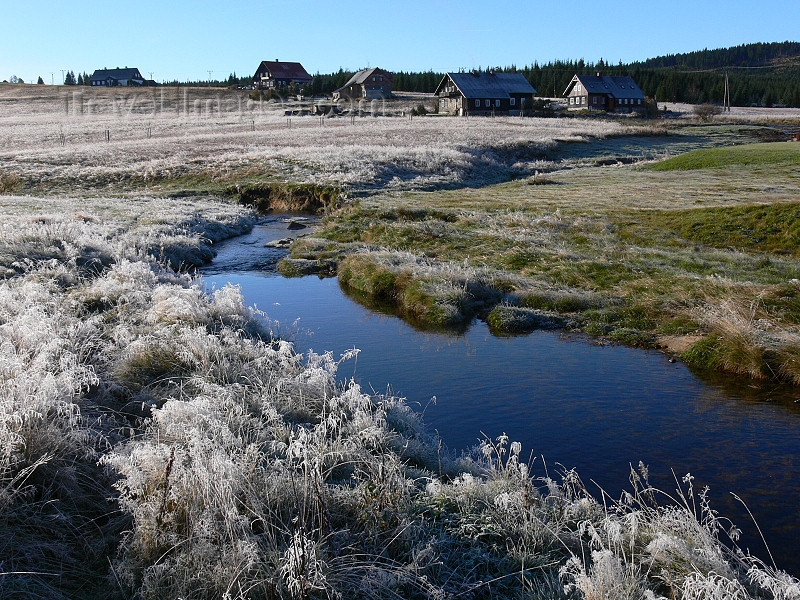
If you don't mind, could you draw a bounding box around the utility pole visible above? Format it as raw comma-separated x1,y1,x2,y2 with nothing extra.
60,69,66,84
50,72,54,85
724,71,731,112
207,70,213,82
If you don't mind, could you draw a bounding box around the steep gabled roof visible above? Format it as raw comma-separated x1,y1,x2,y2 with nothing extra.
90,68,143,82
255,60,312,82
333,68,393,94
435,71,536,99
339,67,392,88
563,74,645,100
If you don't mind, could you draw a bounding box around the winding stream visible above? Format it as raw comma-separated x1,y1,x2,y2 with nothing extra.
202,215,800,576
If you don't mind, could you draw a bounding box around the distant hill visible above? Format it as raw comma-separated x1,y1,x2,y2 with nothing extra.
378,42,800,107
170,42,800,108
634,41,800,72
509,42,800,107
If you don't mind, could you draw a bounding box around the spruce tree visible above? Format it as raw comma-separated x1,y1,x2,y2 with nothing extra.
37,76,44,85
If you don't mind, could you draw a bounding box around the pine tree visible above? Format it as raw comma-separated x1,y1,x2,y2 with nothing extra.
37,76,44,85
77,73,84,86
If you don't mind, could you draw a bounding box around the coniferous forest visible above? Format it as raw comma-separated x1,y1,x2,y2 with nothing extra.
318,41,800,107
131,41,800,107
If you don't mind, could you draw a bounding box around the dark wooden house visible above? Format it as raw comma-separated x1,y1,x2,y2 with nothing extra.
563,74,645,112
253,60,312,89
90,67,145,87
333,68,393,100
435,71,536,115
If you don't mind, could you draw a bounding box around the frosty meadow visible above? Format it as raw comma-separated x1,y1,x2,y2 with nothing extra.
1,83,799,599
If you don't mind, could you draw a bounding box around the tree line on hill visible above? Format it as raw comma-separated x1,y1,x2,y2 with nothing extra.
60,71,93,86
311,42,800,107
45,42,800,107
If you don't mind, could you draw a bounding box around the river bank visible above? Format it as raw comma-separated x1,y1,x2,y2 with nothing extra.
2,193,799,598
281,136,800,385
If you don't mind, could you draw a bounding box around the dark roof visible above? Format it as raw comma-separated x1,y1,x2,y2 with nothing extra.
339,67,392,88
90,68,143,82
564,74,645,100
333,68,393,94
435,72,536,99
255,60,312,82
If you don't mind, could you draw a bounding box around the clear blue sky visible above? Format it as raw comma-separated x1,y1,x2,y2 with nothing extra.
2,0,798,83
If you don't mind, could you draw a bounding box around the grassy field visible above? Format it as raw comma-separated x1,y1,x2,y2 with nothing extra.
643,141,800,170
2,85,799,598
0,84,655,197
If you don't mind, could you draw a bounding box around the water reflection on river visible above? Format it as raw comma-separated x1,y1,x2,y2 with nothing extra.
202,221,800,576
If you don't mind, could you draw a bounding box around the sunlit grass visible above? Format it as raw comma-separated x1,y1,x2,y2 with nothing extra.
643,141,800,171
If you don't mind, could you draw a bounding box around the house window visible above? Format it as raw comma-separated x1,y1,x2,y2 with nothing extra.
593,96,598,104
495,99,500,107
569,97,574,105
581,97,586,104
510,97,515,106
637,99,641,105
475,99,480,107
485,99,490,107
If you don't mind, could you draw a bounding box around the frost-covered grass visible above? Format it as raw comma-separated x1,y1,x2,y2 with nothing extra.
0,85,648,193
0,192,797,598
662,102,800,122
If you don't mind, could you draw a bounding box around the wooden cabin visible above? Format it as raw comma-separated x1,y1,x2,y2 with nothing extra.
435,71,536,116
333,68,393,100
563,74,645,112
253,60,312,89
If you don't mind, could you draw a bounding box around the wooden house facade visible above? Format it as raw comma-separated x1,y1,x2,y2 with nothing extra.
253,60,312,89
333,68,393,100
563,74,645,112
435,71,536,115
90,67,145,87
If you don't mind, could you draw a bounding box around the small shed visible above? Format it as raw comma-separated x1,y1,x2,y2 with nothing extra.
333,68,393,100
90,67,145,87
563,74,645,112
435,71,536,115
253,60,312,89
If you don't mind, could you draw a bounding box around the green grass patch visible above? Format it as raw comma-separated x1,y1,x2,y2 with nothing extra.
643,141,800,171
338,255,399,299
619,201,800,256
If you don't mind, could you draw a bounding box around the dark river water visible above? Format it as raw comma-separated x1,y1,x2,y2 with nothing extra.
202,216,800,576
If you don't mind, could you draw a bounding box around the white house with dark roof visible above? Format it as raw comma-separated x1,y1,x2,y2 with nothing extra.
435,71,536,115
563,74,645,112
90,67,144,87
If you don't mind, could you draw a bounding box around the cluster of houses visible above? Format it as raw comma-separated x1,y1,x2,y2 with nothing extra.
88,60,647,116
